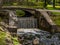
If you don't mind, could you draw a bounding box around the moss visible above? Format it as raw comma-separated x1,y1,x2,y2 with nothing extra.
16,10,25,17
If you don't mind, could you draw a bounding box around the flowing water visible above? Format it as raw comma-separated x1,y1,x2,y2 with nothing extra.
17,17,37,28
9,11,60,45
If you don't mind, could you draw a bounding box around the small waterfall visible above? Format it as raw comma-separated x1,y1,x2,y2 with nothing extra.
18,17,37,28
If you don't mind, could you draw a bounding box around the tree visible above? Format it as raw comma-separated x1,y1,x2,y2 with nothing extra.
0,0,3,7
36,0,39,2
44,0,47,8
53,0,55,8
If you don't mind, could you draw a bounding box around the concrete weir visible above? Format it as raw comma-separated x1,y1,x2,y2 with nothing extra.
0,9,57,33
17,17,37,28
0,8,60,45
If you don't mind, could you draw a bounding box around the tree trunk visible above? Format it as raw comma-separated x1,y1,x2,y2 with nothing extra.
53,0,55,8
26,0,29,6
44,0,47,8
0,0,3,7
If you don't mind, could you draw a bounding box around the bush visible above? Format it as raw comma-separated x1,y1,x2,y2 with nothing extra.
12,37,19,45
0,31,6,45
27,2,37,6
35,2,44,6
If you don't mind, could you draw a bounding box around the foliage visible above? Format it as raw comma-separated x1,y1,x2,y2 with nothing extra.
16,10,25,17
12,37,19,45
52,12,60,15
0,31,6,45
51,12,60,25
12,2,18,6
37,2,44,6
2,0,60,9
3,2,12,6
0,17,2,22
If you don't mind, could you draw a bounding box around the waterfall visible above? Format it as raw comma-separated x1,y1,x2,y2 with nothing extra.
18,17,37,28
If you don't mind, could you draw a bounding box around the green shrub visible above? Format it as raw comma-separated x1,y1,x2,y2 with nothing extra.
27,2,37,6
0,31,6,45
35,2,44,6
12,37,19,45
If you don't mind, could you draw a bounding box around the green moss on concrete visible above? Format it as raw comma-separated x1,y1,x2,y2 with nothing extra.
16,10,25,17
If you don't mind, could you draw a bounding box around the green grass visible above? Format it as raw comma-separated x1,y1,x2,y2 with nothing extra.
47,5,60,10
0,18,2,22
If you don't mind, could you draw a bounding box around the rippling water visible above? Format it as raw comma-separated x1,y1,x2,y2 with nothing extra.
17,29,60,45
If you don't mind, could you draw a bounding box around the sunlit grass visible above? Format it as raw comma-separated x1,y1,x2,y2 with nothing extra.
55,6,60,8
47,5,53,7
47,5,60,10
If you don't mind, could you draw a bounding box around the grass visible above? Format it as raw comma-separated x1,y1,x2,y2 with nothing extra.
47,5,60,10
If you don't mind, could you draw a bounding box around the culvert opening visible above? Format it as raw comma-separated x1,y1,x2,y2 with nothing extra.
16,10,33,17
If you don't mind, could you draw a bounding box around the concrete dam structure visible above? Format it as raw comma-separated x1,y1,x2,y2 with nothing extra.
0,9,60,45
18,17,37,28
